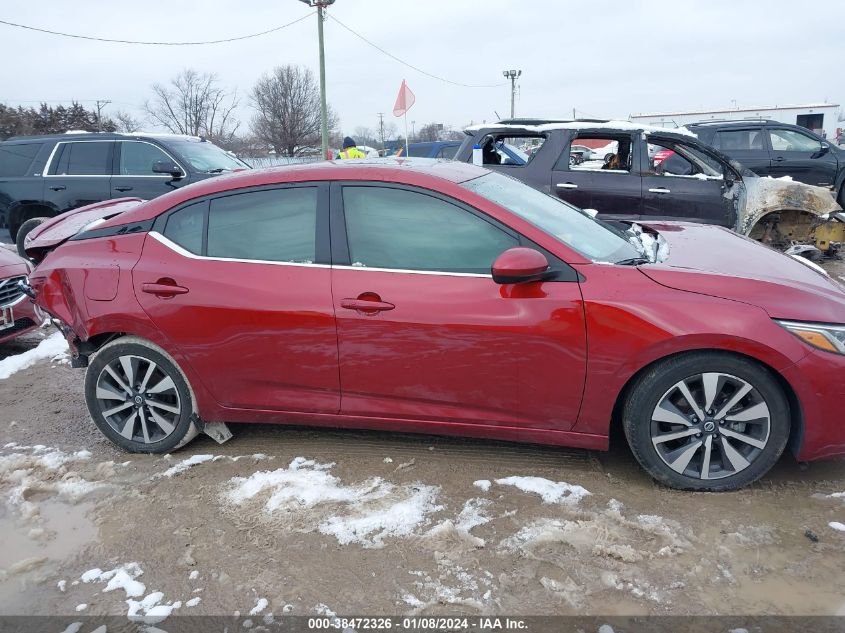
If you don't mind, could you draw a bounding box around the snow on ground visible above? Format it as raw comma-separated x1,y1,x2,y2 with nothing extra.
473,479,491,492
829,521,845,532
0,331,68,380
157,454,216,478
249,597,268,615
221,457,443,548
0,444,102,518
80,563,146,598
494,476,590,505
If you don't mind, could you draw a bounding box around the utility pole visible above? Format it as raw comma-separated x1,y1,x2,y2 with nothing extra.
377,112,385,153
411,120,415,141
299,0,335,158
95,100,111,132
501,69,521,119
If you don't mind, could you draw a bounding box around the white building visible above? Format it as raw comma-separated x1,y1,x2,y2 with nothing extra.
630,103,841,140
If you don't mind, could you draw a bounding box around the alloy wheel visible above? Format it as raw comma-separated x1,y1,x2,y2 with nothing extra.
650,372,771,480
94,354,182,444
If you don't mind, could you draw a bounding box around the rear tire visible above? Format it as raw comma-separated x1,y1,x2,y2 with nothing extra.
622,352,790,491
16,217,48,258
85,336,200,453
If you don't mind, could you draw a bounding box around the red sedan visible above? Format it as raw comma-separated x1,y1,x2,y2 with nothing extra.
0,247,40,344
23,159,845,490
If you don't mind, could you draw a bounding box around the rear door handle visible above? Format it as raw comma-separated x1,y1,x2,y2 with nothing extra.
49,185,66,191
340,298,395,313
114,186,134,192
556,182,578,189
648,187,671,194
142,282,189,297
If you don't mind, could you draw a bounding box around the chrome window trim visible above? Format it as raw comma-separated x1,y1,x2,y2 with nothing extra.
116,140,187,178
332,264,490,278
150,232,491,277
42,140,114,178
149,231,328,269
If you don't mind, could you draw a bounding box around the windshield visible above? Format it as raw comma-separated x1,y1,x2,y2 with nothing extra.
167,140,249,173
461,172,641,263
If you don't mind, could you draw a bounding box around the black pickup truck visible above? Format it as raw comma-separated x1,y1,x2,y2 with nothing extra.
0,132,249,254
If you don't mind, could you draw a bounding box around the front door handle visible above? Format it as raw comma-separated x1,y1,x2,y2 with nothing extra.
340,295,395,314
142,282,189,297
773,156,785,162
49,185,66,191
648,187,671,194
556,182,578,189
114,186,134,192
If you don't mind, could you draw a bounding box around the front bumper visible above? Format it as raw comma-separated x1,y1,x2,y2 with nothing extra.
782,348,845,461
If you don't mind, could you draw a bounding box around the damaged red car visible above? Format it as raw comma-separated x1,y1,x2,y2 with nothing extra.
22,159,845,491
0,247,41,344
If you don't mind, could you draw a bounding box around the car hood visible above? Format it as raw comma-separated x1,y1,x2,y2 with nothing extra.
24,197,145,263
0,245,28,270
639,221,845,323
738,175,842,235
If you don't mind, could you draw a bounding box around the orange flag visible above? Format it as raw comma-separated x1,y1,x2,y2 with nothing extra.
393,80,415,117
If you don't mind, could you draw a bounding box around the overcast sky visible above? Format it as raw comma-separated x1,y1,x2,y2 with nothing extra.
1,0,842,138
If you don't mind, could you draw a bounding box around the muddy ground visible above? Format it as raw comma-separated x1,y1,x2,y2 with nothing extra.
0,240,844,625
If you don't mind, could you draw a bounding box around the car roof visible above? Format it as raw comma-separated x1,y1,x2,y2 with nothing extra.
465,119,697,137
97,158,491,229
2,132,203,143
687,120,780,127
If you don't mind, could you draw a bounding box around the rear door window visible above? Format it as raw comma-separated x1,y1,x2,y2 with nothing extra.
49,142,112,176
0,143,43,177
163,202,205,255
713,128,765,151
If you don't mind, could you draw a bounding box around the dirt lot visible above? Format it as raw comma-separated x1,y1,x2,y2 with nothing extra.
1,240,844,625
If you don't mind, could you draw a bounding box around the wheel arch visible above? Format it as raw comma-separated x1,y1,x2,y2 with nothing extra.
609,348,804,458
8,201,59,238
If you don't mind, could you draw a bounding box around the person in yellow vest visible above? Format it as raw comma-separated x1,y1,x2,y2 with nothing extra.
337,137,366,159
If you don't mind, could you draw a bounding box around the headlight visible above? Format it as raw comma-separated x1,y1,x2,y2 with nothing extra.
776,320,845,354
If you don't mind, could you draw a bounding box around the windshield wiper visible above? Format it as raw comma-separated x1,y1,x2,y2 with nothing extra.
615,256,651,266
206,167,231,174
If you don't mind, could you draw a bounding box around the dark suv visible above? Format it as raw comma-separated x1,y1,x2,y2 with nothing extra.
455,120,841,247
0,132,249,253
687,120,845,205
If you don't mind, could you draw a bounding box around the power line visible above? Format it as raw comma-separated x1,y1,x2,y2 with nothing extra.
0,13,313,45
327,15,506,89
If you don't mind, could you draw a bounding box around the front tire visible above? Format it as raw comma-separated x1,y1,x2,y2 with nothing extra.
16,217,48,258
85,336,199,453
623,353,790,491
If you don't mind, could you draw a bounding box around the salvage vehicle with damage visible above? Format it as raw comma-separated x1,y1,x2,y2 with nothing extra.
0,247,42,344
20,159,845,491
455,121,844,255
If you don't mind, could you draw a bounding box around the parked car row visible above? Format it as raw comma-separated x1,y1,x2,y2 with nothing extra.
5,120,845,492
455,120,843,252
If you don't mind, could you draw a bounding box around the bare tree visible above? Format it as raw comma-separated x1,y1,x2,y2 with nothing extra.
417,122,444,142
144,69,239,143
353,126,377,146
250,65,337,157
114,110,142,133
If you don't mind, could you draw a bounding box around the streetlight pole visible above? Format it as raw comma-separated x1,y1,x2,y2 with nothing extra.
502,69,521,119
299,0,335,158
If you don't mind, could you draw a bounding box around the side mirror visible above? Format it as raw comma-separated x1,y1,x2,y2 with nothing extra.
819,142,830,155
152,160,184,178
492,247,552,284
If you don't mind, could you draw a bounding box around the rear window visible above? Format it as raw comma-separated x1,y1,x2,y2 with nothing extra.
49,141,112,176
713,129,765,151
0,142,43,177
